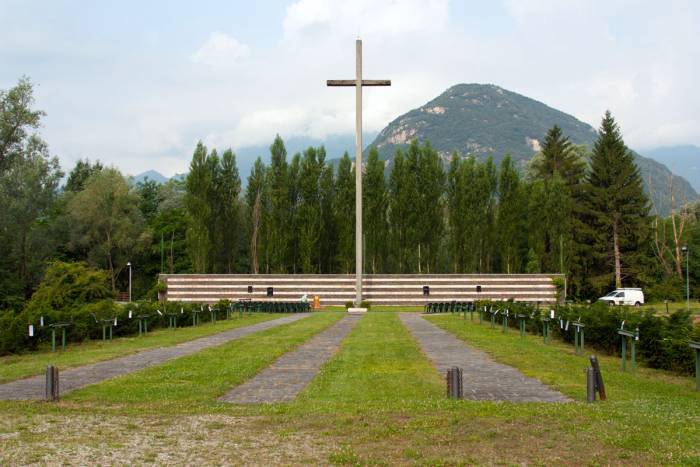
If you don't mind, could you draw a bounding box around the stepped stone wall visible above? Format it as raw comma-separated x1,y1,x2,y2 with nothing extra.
159,274,564,306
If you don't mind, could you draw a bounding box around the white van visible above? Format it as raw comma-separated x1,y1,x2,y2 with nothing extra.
598,288,645,307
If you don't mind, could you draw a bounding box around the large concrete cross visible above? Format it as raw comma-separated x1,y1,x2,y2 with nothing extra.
327,39,391,307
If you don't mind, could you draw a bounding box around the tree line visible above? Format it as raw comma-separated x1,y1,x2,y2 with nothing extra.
1,78,699,311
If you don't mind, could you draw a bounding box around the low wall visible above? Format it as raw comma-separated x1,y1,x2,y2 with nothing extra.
159,274,564,306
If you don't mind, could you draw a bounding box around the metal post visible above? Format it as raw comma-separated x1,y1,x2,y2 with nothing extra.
621,336,627,371
686,248,690,313
127,262,132,302
502,312,508,333
103,325,106,341
109,324,112,341
586,367,596,403
631,330,637,373
51,328,56,352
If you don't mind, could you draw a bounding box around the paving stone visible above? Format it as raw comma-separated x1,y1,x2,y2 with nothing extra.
220,314,361,404
399,313,570,403
0,314,311,400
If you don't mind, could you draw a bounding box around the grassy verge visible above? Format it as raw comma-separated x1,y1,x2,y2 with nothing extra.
66,311,343,405
0,313,284,383
642,300,700,316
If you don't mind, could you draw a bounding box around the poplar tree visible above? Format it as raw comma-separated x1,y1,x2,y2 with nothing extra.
363,147,388,273
334,152,354,273
217,149,241,273
267,135,289,272
287,153,302,272
416,141,445,273
319,163,337,273
245,158,267,274
185,142,212,273
297,146,325,273
584,111,650,289
496,155,524,273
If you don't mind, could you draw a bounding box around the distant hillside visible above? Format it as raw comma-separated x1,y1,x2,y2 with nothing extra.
367,83,697,216
644,145,700,193
133,170,168,184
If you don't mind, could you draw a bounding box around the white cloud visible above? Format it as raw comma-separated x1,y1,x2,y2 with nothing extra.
283,0,449,40
190,32,250,67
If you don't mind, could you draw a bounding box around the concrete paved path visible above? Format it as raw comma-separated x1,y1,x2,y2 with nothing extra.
220,314,361,404
0,314,311,400
399,313,570,403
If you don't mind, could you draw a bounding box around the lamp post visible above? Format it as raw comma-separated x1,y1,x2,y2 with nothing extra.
127,262,132,302
682,246,689,312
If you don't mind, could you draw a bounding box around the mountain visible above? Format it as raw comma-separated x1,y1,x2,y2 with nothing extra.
644,145,700,193
367,83,697,215
133,170,169,184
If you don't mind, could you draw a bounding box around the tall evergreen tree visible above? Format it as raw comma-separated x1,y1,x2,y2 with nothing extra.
267,135,290,272
297,146,325,273
319,163,337,273
388,149,411,272
334,152,354,273
363,147,388,274
416,141,445,273
185,142,212,273
245,157,267,274
531,125,585,186
216,149,241,273
496,155,524,273
584,111,650,290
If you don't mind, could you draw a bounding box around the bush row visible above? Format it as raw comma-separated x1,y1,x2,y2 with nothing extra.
470,300,700,375
0,299,242,355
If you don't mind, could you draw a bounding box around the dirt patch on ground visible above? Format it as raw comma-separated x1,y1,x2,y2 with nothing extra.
0,413,334,465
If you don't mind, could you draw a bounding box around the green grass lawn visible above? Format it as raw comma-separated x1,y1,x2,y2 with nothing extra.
0,312,283,383
0,311,698,465
642,300,700,316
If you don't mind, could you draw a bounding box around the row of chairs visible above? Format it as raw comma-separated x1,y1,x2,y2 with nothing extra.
424,302,475,314
232,301,311,314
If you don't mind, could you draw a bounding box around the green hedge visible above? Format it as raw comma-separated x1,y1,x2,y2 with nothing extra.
473,300,699,375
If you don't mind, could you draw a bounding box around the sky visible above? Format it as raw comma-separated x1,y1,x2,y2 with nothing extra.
1,0,699,177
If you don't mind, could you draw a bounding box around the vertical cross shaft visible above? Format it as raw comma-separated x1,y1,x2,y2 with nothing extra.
327,40,390,306
354,39,363,306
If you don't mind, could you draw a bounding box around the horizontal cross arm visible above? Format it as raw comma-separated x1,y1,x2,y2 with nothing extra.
326,79,391,87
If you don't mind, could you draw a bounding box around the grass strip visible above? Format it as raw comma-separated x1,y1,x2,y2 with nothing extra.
67,312,343,405
0,313,285,383
299,312,443,405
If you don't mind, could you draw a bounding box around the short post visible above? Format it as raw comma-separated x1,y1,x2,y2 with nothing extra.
541,317,550,344
491,309,497,329
209,306,216,324
589,355,607,401
517,314,527,338
192,309,201,327
618,325,639,372
446,367,463,399
49,323,70,352
586,367,596,403
573,320,585,355
137,315,150,336
45,365,59,401
689,341,700,391
479,306,484,324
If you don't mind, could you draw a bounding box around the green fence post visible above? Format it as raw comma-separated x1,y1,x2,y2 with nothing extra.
109,324,112,341
51,328,56,352
502,310,508,334
621,335,627,371
541,318,549,344
61,328,66,351
631,328,639,373
102,325,107,341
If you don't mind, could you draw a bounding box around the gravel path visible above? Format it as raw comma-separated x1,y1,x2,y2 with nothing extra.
220,314,361,403
0,314,311,400
399,313,570,402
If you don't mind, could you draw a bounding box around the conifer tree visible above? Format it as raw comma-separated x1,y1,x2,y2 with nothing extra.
416,141,445,273
287,153,302,272
297,146,325,273
185,141,212,273
245,158,267,274
334,152,354,273
388,149,410,272
584,111,650,289
319,163,337,273
496,155,524,273
267,135,289,272
363,147,389,273
532,125,585,186
217,149,241,273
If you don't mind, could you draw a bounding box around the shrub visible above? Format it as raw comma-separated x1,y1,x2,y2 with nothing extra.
477,300,697,375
